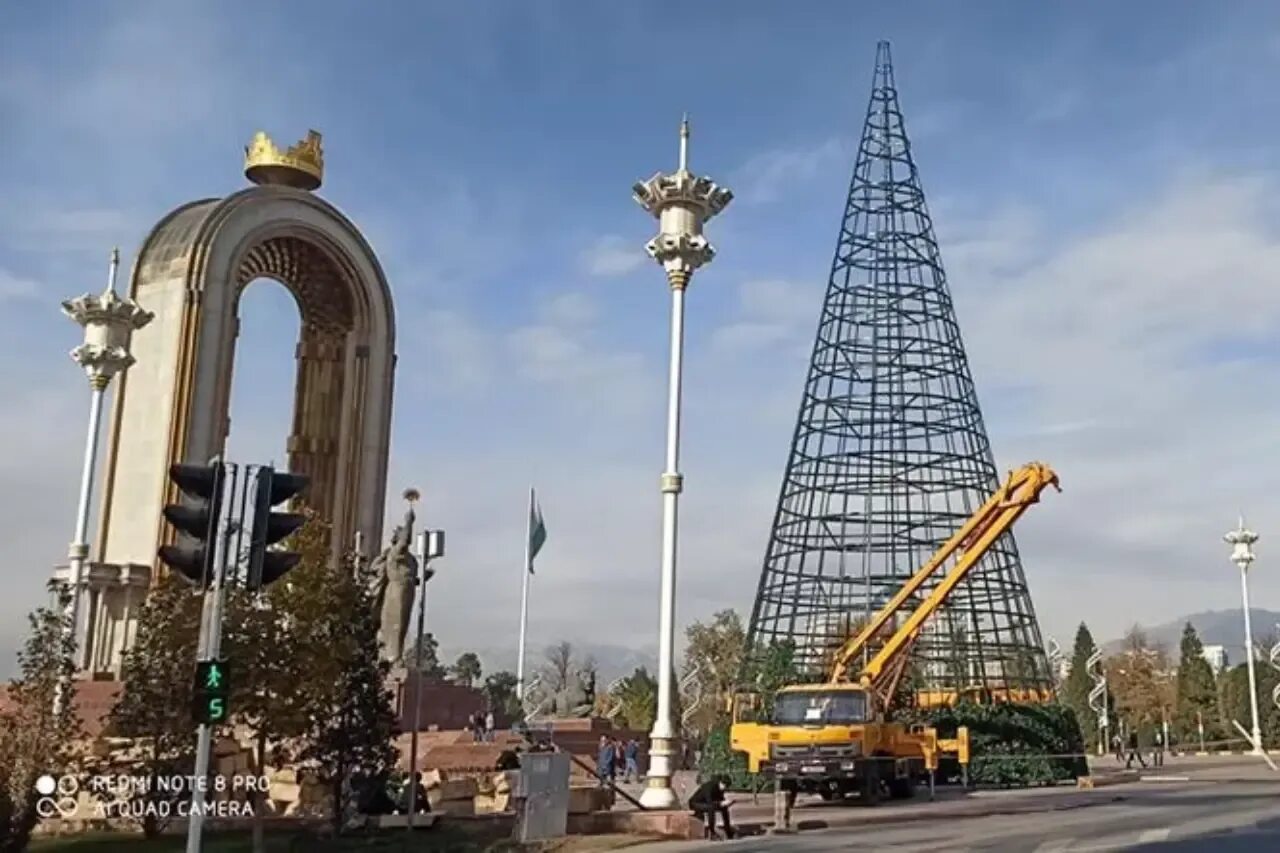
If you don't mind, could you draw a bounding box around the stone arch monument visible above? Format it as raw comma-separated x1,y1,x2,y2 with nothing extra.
76,131,396,675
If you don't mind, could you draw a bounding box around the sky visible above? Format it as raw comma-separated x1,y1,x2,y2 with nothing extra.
6,1,1280,677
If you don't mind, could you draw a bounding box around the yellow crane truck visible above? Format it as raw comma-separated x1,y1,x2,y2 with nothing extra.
730,462,1060,803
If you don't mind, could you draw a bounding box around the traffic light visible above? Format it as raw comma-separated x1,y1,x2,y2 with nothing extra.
192,659,231,724
246,466,309,590
158,462,226,586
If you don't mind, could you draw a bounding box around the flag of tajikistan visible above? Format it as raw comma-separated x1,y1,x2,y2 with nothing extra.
528,493,547,572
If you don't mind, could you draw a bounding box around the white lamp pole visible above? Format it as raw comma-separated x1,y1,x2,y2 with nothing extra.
57,249,153,708
632,116,732,809
1224,517,1264,755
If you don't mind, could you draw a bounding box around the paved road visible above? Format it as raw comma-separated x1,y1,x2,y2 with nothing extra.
635,757,1280,852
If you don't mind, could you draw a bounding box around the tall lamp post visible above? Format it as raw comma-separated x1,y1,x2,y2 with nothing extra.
58,249,153,706
632,116,732,809
406,525,445,828
1224,517,1264,755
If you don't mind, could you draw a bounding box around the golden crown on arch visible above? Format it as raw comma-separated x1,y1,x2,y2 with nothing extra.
244,129,324,190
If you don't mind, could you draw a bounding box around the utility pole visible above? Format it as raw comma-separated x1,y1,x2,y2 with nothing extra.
407,527,445,828
1224,518,1265,756
632,115,732,809
57,248,152,705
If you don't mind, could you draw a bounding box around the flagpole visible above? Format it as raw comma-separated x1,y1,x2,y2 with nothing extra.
517,486,533,712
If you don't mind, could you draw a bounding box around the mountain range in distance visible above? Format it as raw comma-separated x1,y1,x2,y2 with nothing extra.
1101,608,1280,656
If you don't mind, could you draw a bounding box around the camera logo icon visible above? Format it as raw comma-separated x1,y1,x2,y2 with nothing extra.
34,774,79,819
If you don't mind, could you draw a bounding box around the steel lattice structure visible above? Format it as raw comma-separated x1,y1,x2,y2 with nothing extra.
744,42,1053,694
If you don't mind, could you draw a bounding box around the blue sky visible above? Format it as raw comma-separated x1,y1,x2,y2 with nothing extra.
6,1,1280,676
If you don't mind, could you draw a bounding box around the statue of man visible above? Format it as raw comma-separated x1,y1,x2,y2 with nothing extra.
370,505,418,665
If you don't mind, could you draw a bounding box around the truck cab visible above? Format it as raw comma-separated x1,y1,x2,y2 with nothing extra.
730,684,919,801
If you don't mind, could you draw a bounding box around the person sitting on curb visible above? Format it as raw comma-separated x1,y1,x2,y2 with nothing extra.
688,774,736,840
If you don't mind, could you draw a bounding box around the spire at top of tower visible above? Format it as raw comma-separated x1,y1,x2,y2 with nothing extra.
678,112,690,172
106,247,120,294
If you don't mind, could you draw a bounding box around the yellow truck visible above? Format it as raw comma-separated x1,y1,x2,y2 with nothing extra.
730,462,1060,802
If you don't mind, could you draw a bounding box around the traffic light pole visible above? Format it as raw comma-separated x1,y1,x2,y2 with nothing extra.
186,506,235,853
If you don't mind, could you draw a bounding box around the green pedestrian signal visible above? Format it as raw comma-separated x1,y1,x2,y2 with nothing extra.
193,660,231,725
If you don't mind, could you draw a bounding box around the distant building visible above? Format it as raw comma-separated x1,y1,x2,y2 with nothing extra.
1202,645,1228,675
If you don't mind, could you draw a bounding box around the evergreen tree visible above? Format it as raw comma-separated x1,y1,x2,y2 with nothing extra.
1062,623,1100,749
402,632,446,680
99,575,202,838
299,536,399,834
1218,663,1280,748
483,671,520,722
0,585,81,853
605,667,658,732
449,652,482,687
1174,623,1221,747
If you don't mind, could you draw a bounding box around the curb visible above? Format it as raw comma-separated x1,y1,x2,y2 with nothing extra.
737,792,1128,836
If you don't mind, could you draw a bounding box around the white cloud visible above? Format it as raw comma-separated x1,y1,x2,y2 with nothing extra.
540,291,597,327
952,173,1280,644
709,278,819,354
731,139,848,205
0,268,39,302
580,235,646,277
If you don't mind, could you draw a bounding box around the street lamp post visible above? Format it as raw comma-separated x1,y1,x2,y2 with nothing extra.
632,116,732,809
1224,517,1264,755
57,249,153,709
406,527,445,828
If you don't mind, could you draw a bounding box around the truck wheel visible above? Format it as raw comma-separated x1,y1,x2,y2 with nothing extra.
860,763,882,805
888,776,915,799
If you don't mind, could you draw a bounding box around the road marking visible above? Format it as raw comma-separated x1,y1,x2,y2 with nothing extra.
1137,828,1172,843
1138,775,1189,782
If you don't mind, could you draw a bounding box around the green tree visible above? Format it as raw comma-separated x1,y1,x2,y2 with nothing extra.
610,667,658,732
449,652,483,687
299,534,400,835
1218,663,1280,748
1062,622,1100,749
402,632,446,680
682,610,746,738
738,640,800,721
1174,623,1222,747
0,585,80,853
483,671,520,721
98,574,202,838
223,513,330,852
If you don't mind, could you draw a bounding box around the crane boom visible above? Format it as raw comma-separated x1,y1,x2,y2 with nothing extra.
828,462,1060,688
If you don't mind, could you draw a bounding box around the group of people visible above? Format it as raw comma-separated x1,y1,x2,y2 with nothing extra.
595,736,642,785
1112,728,1167,769
467,709,497,742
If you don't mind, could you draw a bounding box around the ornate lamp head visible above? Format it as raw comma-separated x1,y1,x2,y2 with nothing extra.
1224,515,1259,570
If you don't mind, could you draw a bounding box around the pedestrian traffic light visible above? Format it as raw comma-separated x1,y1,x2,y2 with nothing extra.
246,466,309,590
158,462,226,587
192,659,231,724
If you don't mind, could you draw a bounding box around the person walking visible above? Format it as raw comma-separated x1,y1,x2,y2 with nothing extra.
596,736,617,788
485,709,496,743
623,738,640,783
1124,729,1147,769
1152,728,1165,768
